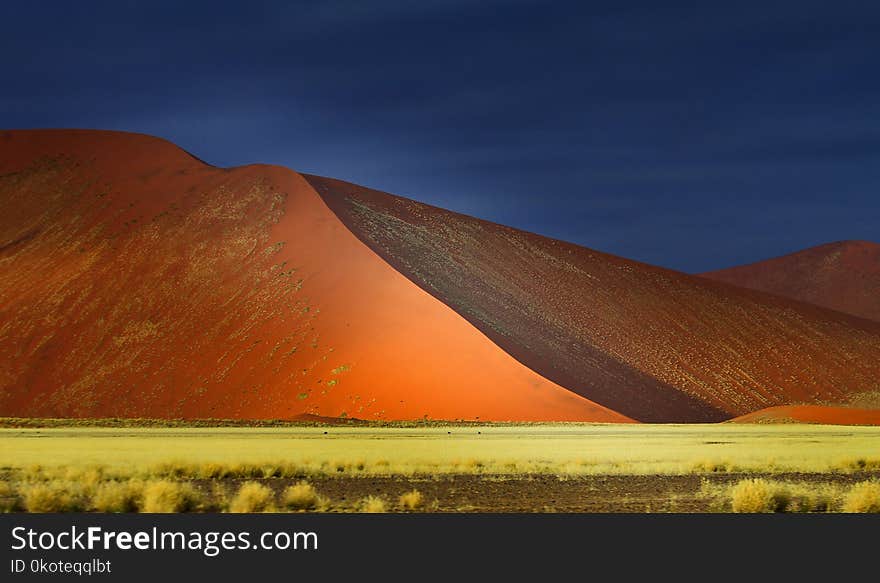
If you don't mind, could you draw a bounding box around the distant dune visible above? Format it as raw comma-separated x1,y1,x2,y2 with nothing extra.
703,240,880,323
730,405,880,426
2,129,879,423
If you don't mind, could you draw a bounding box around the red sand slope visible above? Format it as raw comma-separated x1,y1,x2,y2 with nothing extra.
306,175,880,423
702,241,880,322
730,405,880,426
0,129,628,422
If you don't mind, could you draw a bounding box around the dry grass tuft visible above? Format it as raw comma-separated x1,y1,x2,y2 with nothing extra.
0,481,21,512
90,480,144,513
21,481,87,512
729,478,790,513
398,489,423,510
842,481,880,513
837,457,880,472
141,480,202,513
282,481,320,511
729,479,843,513
64,467,105,489
208,482,231,512
782,483,839,513
691,460,735,473
360,495,387,513
228,482,275,513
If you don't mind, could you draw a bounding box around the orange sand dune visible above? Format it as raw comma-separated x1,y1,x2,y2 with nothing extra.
0,129,628,422
5,129,880,424
730,405,880,426
306,175,880,422
702,240,880,322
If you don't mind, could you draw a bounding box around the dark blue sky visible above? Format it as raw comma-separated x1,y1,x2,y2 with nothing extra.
2,1,878,272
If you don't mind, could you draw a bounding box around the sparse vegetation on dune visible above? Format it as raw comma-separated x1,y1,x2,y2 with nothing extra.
847,390,880,410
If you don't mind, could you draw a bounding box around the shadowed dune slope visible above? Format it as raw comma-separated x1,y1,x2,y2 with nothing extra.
306,175,880,423
702,240,880,323
0,129,629,422
730,405,880,426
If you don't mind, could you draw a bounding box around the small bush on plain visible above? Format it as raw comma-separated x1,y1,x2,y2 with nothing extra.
0,481,21,512
282,481,319,510
729,479,789,513
90,480,143,513
398,489,423,510
360,495,387,513
141,480,202,513
229,482,275,513
21,481,86,512
842,481,880,513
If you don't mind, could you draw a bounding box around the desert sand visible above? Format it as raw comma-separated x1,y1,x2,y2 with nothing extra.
703,240,880,322
0,129,626,422
731,405,880,426
2,129,879,424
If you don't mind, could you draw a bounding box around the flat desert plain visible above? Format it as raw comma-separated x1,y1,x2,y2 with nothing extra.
1,422,879,513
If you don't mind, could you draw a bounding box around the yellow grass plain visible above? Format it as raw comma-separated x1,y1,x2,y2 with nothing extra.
2,424,878,477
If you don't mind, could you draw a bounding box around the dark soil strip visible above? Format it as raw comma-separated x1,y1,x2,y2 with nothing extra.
208,471,880,513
